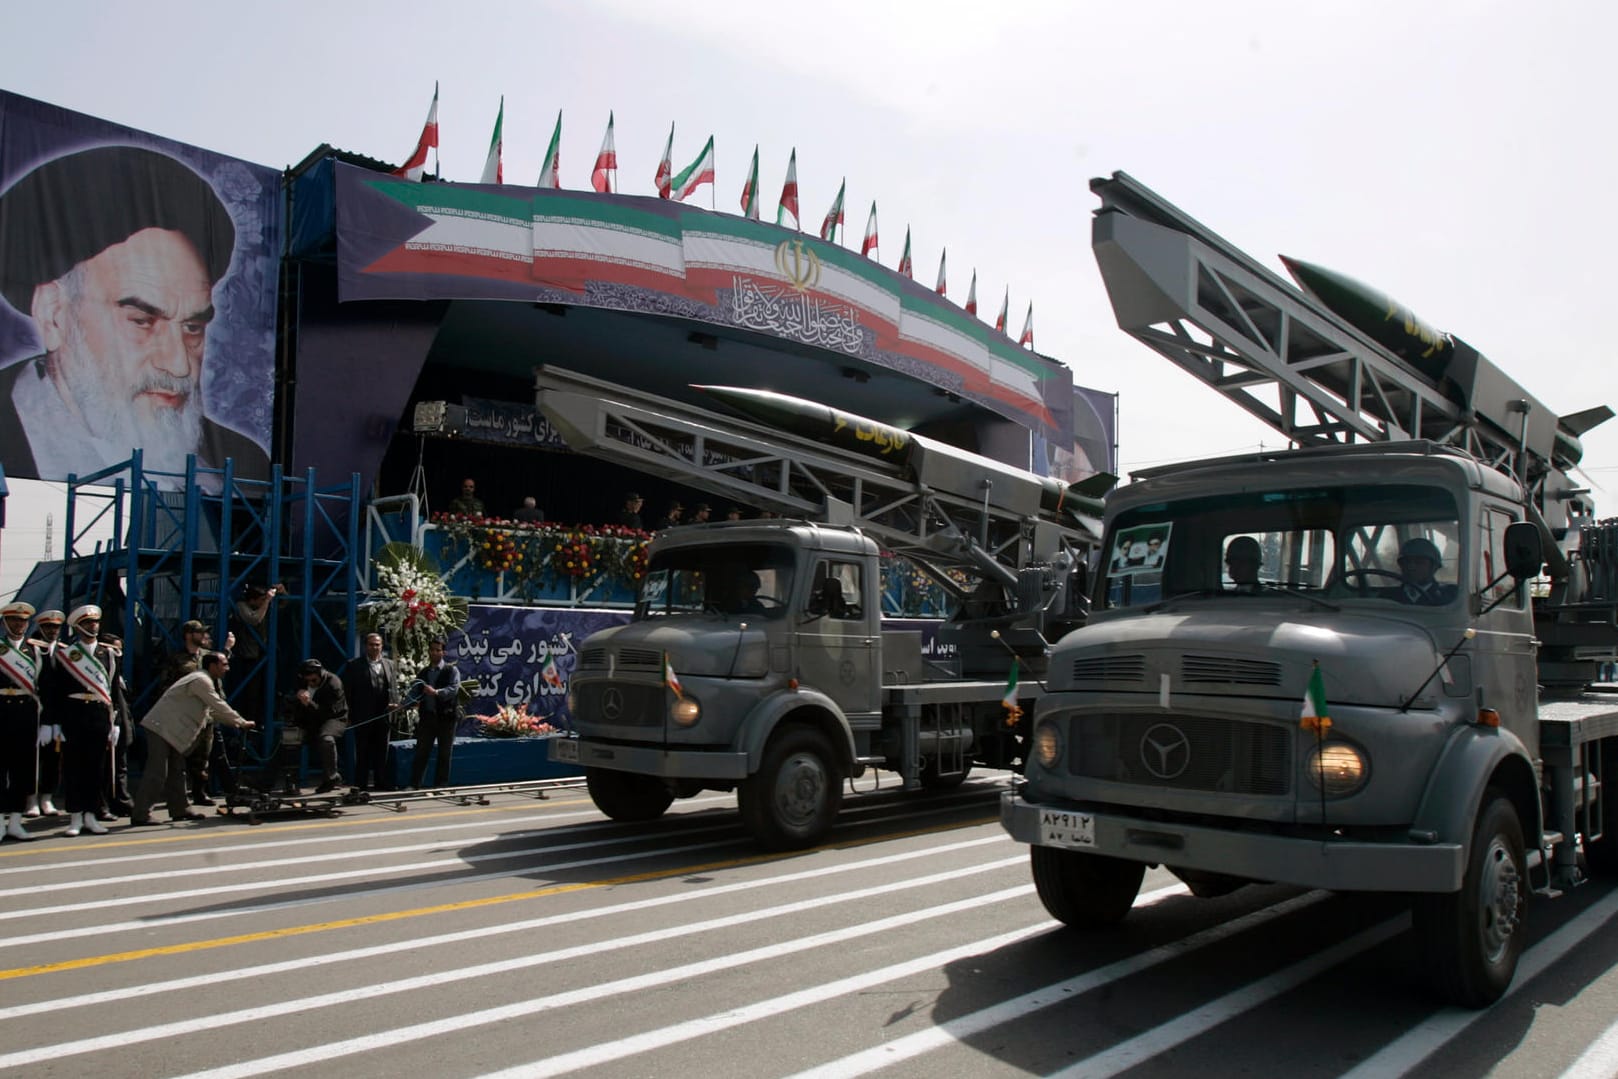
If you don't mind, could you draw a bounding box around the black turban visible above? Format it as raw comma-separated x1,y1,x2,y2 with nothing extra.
0,145,235,316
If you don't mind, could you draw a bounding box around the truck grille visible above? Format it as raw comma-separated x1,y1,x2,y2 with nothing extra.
577,648,664,672
1181,655,1282,686
574,683,665,729
1070,654,1146,684
1068,713,1291,795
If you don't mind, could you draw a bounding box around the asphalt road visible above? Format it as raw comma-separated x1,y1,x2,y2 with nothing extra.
1,776,1616,1078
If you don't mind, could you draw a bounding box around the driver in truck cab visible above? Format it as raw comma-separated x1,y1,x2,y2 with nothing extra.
712,568,767,615
1388,537,1457,606
1224,536,1263,593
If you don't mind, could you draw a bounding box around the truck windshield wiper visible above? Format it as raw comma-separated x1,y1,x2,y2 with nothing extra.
1266,584,1340,612
1143,589,1223,613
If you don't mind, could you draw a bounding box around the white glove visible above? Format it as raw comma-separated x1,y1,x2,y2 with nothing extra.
36,725,52,748
53,725,65,744
108,725,120,747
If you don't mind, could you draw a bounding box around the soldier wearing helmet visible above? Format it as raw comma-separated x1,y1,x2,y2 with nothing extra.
1224,537,1264,593
1389,537,1457,606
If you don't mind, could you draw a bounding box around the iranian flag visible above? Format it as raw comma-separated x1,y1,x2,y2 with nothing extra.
820,178,846,243
1001,658,1022,723
965,271,978,316
897,227,913,278
391,82,439,181
664,652,684,699
776,149,799,229
672,135,715,202
540,654,565,689
934,248,947,296
1019,303,1035,348
480,96,503,184
994,288,1009,333
861,201,879,258
591,111,617,193
740,144,760,219
537,110,562,188
655,122,675,199
1300,663,1332,733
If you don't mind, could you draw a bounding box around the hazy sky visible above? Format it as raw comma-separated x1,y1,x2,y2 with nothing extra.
3,0,1617,600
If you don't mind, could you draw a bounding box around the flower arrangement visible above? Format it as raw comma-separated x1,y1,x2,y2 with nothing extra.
553,531,598,579
478,703,559,738
432,513,652,595
364,542,469,675
479,530,521,574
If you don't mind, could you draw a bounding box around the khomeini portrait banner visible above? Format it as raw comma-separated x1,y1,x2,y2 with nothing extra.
0,91,280,487
334,163,1074,448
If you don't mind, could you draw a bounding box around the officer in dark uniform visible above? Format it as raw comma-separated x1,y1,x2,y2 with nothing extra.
24,609,64,817
43,605,126,836
0,601,44,841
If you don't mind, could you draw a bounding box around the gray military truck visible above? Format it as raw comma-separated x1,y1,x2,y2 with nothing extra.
538,367,1100,850
1001,172,1618,1007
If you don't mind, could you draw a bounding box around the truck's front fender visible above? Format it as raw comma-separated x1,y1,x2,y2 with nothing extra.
1409,722,1540,849
735,688,857,775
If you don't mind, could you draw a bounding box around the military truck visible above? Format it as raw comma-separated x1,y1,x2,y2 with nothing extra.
1000,172,1618,1007
537,367,1100,850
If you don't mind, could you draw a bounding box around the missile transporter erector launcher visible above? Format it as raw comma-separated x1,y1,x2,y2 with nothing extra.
1002,173,1618,1008
538,366,1099,849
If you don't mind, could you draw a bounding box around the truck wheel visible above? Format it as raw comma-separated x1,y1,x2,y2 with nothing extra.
585,767,674,822
1030,846,1144,928
739,728,843,850
1412,791,1527,1007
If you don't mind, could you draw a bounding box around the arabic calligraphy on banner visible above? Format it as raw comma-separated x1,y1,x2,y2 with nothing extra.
462,397,570,449
729,276,864,354
452,605,630,730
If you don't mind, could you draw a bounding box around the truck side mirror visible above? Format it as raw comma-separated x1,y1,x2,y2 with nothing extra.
1503,521,1543,581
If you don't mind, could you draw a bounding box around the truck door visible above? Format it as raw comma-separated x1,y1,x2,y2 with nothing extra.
1473,504,1538,747
795,558,881,720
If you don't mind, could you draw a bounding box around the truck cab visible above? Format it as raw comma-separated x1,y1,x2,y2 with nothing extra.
1002,441,1552,1005
560,520,882,846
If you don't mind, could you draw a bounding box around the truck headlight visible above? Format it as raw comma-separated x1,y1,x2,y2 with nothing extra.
1033,721,1063,768
670,695,702,727
1306,741,1368,796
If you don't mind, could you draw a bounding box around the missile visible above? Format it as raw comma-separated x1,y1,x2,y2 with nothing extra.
1280,256,1614,471
692,384,1105,521
1279,255,1454,382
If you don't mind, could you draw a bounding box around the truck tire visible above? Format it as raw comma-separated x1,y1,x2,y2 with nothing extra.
1030,846,1144,928
739,727,843,850
1412,791,1527,1008
585,767,674,822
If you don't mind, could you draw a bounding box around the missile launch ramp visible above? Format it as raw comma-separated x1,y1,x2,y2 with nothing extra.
534,366,1095,587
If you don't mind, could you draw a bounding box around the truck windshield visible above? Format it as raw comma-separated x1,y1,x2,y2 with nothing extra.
1102,483,1461,610
637,543,796,620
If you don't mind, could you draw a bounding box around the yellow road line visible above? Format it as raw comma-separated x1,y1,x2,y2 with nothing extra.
0,815,999,981
0,797,594,857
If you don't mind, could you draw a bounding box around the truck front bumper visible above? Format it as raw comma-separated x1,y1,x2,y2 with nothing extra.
550,736,750,781
1000,790,1465,894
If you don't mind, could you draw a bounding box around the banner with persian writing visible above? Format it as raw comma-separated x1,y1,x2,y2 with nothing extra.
335,164,1073,446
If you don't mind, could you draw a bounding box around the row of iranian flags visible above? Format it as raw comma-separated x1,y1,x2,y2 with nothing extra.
391,85,1035,348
